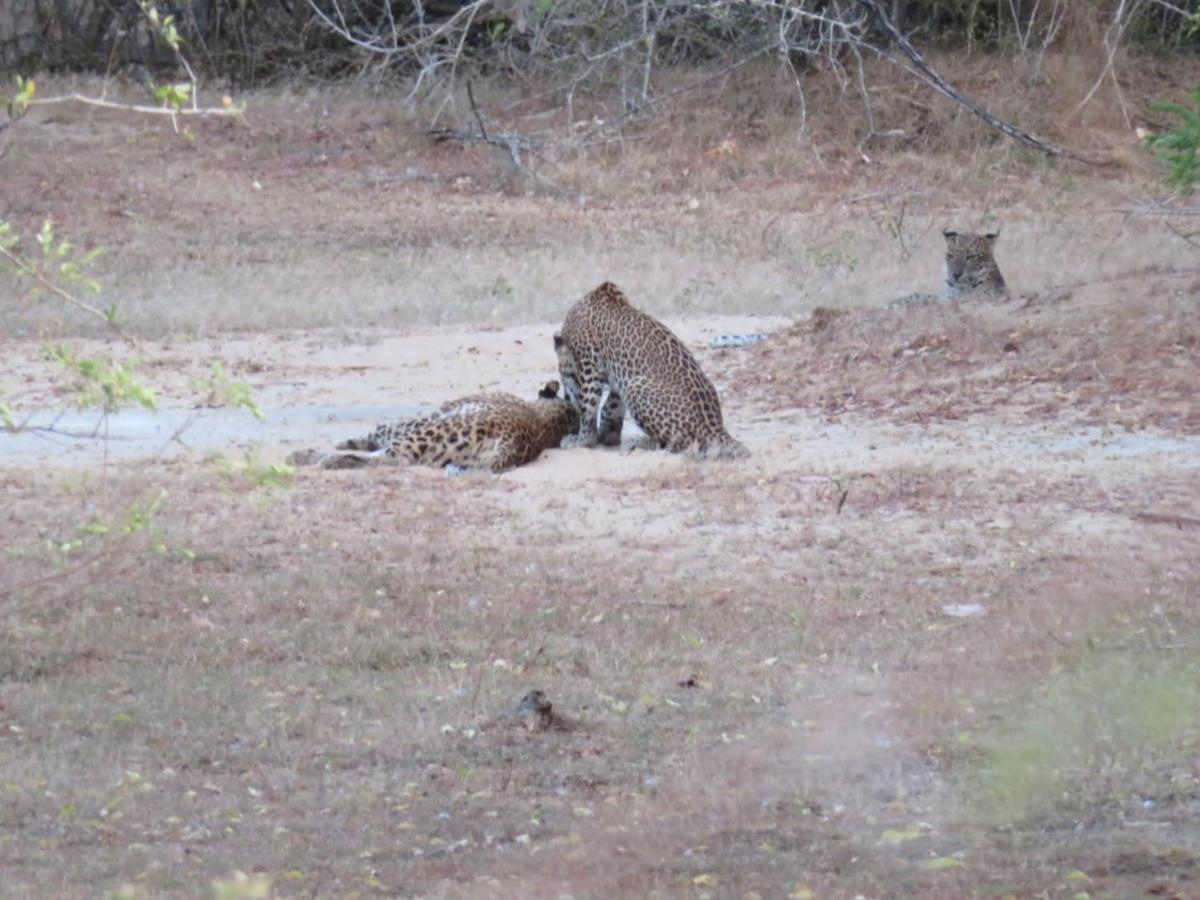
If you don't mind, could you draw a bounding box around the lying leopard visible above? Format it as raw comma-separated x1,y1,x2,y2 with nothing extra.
887,227,1008,310
288,381,578,473
555,281,749,460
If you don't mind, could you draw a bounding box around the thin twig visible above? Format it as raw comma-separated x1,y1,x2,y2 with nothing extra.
1064,0,1144,127
576,48,772,142
1134,511,1200,529
27,93,243,121
0,244,140,346
1043,627,1072,648
1116,199,1200,218
466,79,488,141
1163,220,1200,251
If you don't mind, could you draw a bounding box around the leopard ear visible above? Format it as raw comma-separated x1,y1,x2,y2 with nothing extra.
553,333,564,349
539,380,561,399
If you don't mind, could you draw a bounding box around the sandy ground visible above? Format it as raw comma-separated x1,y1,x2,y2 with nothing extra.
7,307,1196,546
2,314,786,466
9,308,1197,474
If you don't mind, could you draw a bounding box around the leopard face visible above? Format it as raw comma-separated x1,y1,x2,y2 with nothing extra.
301,381,578,473
943,228,1006,297
554,282,748,460
888,227,1008,310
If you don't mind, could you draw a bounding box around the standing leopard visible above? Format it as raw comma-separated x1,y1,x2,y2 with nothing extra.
554,281,749,460
288,381,578,473
887,228,1008,310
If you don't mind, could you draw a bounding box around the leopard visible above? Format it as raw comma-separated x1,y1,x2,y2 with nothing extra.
288,381,579,473
554,281,749,460
887,227,1008,310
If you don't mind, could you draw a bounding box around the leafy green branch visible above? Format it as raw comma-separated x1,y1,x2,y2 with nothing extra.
0,0,244,138
193,363,266,422
0,218,135,344
1,219,259,452
0,488,190,604
1146,84,1200,194
212,446,294,490
48,345,158,418
2,74,35,121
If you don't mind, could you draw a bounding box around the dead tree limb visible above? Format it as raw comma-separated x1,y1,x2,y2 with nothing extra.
858,0,1114,166
426,123,530,164
466,79,488,141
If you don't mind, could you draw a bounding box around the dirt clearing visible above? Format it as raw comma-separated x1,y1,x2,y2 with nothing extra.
2,79,1199,899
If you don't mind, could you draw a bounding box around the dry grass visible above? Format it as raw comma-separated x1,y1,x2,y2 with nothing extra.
3,52,1200,900
4,52,1200,339
730,270,1200,432
1,430,1197,897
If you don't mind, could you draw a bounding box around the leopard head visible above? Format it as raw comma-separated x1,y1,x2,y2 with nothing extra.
943,227,1005,296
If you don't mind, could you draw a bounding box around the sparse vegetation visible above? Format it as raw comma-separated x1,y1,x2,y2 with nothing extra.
2,16,1199,900
211,445,294,489
1148,83,1200,192
969,652,1200,827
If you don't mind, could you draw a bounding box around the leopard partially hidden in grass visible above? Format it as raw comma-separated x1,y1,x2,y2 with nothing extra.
887,227,1008,310
289,381,578,473
554,281,749,460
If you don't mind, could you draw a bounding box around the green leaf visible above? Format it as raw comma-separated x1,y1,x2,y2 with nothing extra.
1147,84,1200,192
36,220,54,252
928,856,964,870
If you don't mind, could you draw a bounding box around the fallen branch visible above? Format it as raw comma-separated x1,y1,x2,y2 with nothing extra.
426,123,532,168
27,93,244,125
1134,511,1200,529
426,116,585,200
858,0,1113,166
1116,199,1200,218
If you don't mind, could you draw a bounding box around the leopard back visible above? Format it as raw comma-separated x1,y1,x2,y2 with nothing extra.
328,384,577,472
558,282,747,459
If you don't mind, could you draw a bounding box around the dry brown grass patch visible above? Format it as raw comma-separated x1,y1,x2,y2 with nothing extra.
2,438,1197,897
732,271,1200,432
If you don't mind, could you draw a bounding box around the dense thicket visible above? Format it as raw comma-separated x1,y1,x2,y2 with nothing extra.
3,0,1197,87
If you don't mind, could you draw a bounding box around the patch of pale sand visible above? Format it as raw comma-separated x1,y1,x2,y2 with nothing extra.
7,314,1200,531
496,405,1200,557
2,315,788,467
5,314,788,406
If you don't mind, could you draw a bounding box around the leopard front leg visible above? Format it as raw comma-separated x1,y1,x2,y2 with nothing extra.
560,376,607,448
555,333,607,449
596,387,625,447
